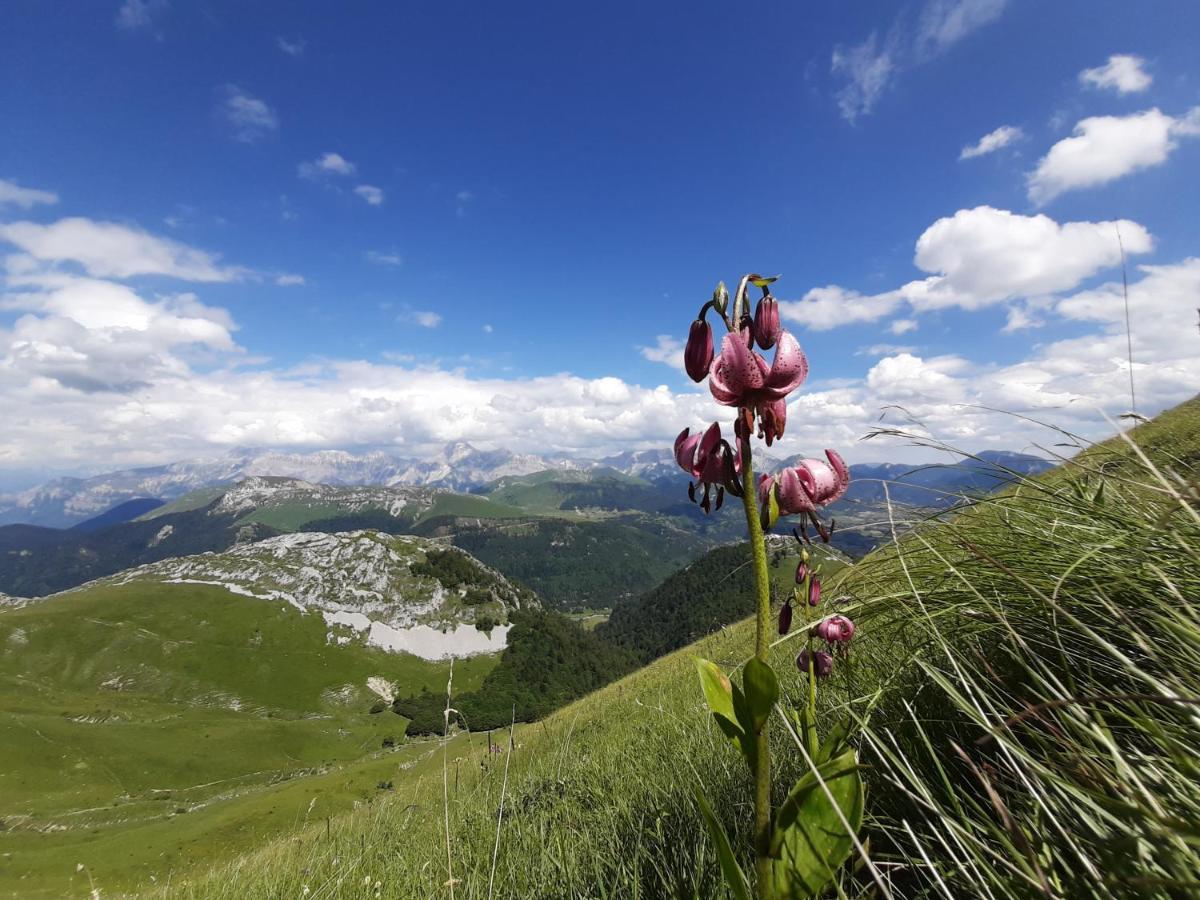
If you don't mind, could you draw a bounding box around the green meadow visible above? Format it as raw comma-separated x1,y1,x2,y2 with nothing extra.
0,581,494,896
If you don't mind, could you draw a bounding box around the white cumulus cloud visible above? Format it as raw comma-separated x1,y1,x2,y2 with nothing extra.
0,217,245,282
639,335,685,374
907,206,1151,311
0,272,237,394
779,206,1151,331
2,260,1197,475
1079,54,1152,94
779,285,903,332
1028,107,1200,204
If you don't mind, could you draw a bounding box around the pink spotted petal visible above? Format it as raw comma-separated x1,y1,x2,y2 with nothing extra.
825,449,850,504
763,331,808,399
778,467,814,515
674,428,702,476
707,356,741,406
798,458,838,505
697,422,722,466
793,464,817,502
721,330,766,394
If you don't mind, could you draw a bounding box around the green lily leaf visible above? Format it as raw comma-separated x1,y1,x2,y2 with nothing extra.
761,484,780,531
731,682,759,775
741,658,779,734
816,717,854,766
750,274,780,288
771,748,865,897
695,658,743,752
695,788,752,900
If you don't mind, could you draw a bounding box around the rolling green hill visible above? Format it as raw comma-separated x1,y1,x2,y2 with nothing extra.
0,530,534,897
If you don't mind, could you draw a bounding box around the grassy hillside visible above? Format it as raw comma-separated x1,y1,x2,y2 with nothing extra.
171,396,1200,898
0,579,499,896
599,539,848,663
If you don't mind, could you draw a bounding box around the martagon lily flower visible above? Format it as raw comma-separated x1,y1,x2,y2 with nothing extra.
796,648,834,678
759,450,851,516
815,614,855,644
674,422,743,513
708,328,808,427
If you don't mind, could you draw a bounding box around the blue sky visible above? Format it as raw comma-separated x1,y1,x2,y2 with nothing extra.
2,0,1199,485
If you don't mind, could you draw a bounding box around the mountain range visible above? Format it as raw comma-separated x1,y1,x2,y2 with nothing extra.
0,444,1050,528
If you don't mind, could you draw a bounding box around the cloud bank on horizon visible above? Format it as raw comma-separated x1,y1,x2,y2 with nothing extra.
1,0,1198,483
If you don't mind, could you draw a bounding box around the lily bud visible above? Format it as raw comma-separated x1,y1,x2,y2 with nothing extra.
778,600,793,636
815,614,855,644
794,562,808,584
808,576,822,607
796,649,833,678
753,296,781,349
684,319,714,383
712,282,729,316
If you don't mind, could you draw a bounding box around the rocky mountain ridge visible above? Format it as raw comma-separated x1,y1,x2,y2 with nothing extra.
82,530,533,659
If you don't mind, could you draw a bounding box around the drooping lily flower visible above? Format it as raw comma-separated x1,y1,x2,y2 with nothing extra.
674,422,743,513
708,329,808,419
796,648,833,678
815,614,855,643
684,318,714,383
789,450,851,507
778,600,793,636
794,561,807,584
752,296,781,349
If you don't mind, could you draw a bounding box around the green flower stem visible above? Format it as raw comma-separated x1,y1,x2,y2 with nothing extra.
806,631,818,758
738,431,773,898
